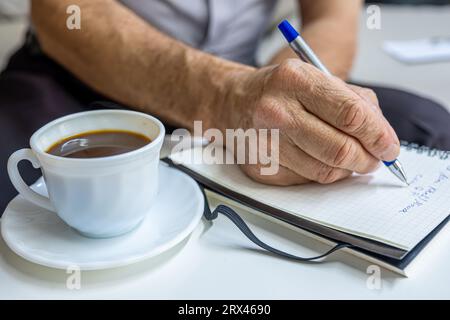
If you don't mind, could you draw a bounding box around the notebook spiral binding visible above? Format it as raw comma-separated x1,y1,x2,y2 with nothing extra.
401,141,450,160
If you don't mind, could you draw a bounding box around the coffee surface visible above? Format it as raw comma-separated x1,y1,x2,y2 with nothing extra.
46,130,151,158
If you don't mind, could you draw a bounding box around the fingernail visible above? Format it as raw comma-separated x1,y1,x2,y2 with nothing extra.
380,143,400,161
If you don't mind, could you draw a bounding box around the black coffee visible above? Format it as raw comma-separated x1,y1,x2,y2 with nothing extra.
46,130,152,158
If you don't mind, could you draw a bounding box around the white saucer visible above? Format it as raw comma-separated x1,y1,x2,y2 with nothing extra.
1,163,204,270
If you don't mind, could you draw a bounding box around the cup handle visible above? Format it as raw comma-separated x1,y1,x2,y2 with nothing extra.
7,149,55,212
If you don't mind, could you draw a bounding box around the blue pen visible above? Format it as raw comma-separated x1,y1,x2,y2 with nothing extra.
278,20,408,185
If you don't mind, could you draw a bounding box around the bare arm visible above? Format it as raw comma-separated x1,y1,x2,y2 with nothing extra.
269,0,362,80
32,0,399,186
31,0,253,131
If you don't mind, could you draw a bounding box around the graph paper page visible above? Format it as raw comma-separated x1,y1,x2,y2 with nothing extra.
170,147,450,250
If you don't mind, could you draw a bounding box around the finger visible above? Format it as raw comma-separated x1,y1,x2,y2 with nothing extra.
240,163,309,186
348,85,401,143
294,64,400,161
283,109,380,174
347,84,380,112
278,135,353,184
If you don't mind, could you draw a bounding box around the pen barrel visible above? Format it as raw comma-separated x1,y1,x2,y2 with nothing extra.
289,37,332,76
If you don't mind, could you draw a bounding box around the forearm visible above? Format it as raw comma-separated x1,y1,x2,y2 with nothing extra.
299,18,358,79
268,0,361,80
31,0,253,131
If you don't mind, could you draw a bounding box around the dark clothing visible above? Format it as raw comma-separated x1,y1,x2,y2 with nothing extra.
1,44,450,212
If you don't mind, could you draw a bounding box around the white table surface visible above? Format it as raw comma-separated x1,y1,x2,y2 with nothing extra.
1,195,450,300
1,5,450,299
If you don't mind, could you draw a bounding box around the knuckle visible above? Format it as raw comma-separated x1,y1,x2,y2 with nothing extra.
336,98,366,133
272,60,305,85
361,87,374,96
278,59,302,74
331,138,356,168
366,88,377,99
255,97,289,127
316,164,340,184
364,89,379,105
371,129,392,154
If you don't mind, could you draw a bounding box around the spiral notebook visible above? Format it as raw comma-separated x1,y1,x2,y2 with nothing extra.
167,142,450,275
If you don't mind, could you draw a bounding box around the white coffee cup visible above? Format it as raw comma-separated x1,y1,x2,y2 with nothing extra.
7,110,165,238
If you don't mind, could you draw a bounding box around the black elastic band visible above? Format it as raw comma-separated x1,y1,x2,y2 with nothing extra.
199,185,353,262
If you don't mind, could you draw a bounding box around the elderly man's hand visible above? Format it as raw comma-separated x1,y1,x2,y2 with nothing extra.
226,59,400,185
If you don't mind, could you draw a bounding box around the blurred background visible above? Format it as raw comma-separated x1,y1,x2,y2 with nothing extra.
1,0,449,112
